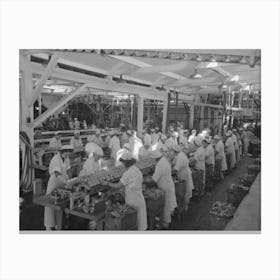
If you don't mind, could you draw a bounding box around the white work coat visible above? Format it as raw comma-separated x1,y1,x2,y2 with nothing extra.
194,146,206,171
152,157,177,224
109,136,121,160
143,133,152,147
165,137,177,150
225,137,236,167
49,137,62,150
74,120,80,130
129,137,143,160
120,165,147,230
188,134,196,144
174,151,194,202
151,133,159,144
44,153,70,228
214,140,227,171
70,137,83,149
79,156,101,176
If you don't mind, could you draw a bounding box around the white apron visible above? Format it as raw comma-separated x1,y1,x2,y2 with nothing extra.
152,157,177,224
174,152,194,204
120,166,147,230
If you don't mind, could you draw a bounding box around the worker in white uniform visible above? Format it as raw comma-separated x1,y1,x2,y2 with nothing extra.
101,151,147,231
188,129,197,144
44,145,73,230
193,138,207,196
92,130,104,147
225,131,236,173
150,150,177,228
151,129,159,145
180,130,190,146
121,129,130,147
70,131,83,150
115,143,131,166
108,131,121,163
177,124,184,145
79,145,103,176
213,135,227,181
129,130,143,160
165,131,178,150
205,137,215,189
49,131,62,150
73,118,80,130
238,128,243,157
172,145,194,210
232,129,240,162
143,129,152,148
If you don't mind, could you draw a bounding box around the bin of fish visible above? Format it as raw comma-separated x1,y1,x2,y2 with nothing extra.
227,184,250,207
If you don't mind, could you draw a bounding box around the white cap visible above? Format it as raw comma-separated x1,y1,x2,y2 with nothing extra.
95,129,101,135
55,131,61,135
120,151,134,161
127,130,132,135
194,137,202,147
74,131,80,135
151,150,162,159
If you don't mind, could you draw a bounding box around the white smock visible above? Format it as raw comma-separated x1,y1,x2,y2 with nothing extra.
205,144,215,165
85,142,100,155
143,133,152,147
49,137,62,149
151,133,159,144
225,137,236,168
215,140,227,171
129,137,143,160
152,157,177,224
70,137,83,149
44,153,70,228
79,155,101,176
174,151,194,203
232,134,240,162
109,135,121,161
120,165,147,230
194,146,206,184
188,134,196,144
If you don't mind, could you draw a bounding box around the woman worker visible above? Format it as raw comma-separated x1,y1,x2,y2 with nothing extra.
172,145,194,211
44,145,73,230
101,151,147,231
79,145,103,176
150,149,177,228
213,135,227,181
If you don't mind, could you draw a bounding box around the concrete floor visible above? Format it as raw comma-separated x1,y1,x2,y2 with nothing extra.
20,156,257,231
170,156,256,230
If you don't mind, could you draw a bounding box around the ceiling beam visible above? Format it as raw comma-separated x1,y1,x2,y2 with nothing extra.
32,84,88,128
29,53,61,106
167,77,221,87
109,55,187,80
19,60,168,101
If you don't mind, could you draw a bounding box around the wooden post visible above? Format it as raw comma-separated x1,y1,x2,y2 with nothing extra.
162,100,168,134
20,55,34,146
165,91,171,132
189,105,194,129
199,105,205,131
137,95,144,137
175,91,179,123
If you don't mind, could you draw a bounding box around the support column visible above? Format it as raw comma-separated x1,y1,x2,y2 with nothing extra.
189,105,194,129
207,107,211,128
162,100,168,134
199,105,205,131
20,55,34,146
137,95,144,136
